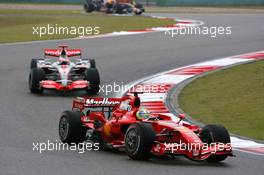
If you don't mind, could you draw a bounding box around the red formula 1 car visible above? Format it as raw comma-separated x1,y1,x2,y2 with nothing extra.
58,93,233,162
28,45,100,94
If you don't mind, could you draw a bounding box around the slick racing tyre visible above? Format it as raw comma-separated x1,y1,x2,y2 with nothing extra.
30,58,38,69
85,68,100,94
200,124,231,162
125,122,155,160
59,111,87,144
29,68,45,94
89,59,96,68
84,1,95,13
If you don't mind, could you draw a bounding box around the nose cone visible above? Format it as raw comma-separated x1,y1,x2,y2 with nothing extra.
61,80,68,87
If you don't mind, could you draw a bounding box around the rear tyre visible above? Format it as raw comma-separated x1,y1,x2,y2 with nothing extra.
200,124,230,162
29,68,45,94
59,111,87,144
125,122,155,160
85,68,100,94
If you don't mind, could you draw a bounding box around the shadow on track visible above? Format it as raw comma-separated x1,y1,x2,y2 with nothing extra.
85,147,232,168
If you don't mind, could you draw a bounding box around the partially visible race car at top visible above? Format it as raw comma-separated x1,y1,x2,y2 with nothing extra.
84,0,145,15
58,93,233,162
29,45,100,94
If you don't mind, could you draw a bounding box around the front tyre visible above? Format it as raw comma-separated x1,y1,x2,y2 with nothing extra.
30,58,38,69
89,59,96,68
29,68,45,94
59,111,87,144
85,68,100,94
125,122,155,160
200,124,231,162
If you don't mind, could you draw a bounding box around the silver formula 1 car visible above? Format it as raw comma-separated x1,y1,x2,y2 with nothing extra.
28,45,100,94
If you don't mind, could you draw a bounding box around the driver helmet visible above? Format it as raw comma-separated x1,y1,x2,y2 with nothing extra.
107,0,115,4
119,99,131,111
136,108,151,120
59,54,69,65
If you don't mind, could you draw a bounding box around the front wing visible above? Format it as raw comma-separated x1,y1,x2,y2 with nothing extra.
151,141,233,160
40,80,88,91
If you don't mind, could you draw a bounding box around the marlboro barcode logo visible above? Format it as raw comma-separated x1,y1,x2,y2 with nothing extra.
86,98,120,105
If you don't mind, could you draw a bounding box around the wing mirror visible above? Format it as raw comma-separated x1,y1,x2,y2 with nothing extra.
177,114,186,124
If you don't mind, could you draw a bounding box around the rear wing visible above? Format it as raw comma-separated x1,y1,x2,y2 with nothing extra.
44,49,82,57
72,97,122,111
84,98,121,107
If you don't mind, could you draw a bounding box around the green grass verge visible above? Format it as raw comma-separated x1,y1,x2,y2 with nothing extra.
0,9,174,43
179,60,264,140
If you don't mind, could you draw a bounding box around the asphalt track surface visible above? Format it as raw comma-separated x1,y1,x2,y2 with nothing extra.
1,13,264,175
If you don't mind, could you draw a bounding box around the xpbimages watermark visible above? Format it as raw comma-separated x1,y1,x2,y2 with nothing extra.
32,140,100,154
165,25,232,38
99,82,167,95
32,24,100,37
163,141,232,154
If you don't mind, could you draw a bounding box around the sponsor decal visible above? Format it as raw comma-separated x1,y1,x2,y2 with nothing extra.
66,50,81,56
44,49,81,57
86,98,120,105
45,49,60,56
